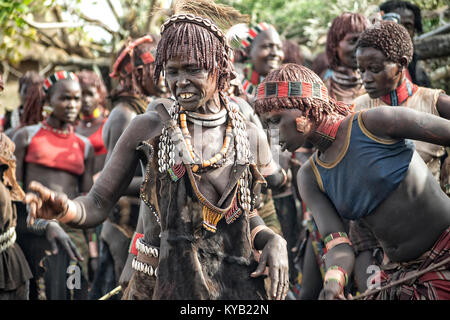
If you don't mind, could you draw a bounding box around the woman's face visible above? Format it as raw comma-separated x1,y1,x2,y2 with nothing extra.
48,80,81,124
356,47,403,99
391,8,415,39
80,84,101,116
261,108,306,152
337,32,361,69
165,55,218,112
249,28,284,77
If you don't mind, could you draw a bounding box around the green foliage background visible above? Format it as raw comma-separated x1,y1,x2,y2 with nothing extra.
219,0,449,91
0,0,448,90
219,0,448,50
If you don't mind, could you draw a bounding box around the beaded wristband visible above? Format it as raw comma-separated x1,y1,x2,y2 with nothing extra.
328,265,348,286
324,268,346,292
323,232,352,252
323,232,348,244
324,278,344,292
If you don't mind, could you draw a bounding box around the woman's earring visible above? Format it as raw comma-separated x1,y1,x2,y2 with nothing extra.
42,105,53,117
296,116,309,133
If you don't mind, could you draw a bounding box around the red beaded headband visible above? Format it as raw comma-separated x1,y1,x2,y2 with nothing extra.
241,22,271,48
109,35,155,78
43,70,79,93
256,81,329,102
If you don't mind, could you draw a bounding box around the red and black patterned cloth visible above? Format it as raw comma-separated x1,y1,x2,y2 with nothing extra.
367,227,450,300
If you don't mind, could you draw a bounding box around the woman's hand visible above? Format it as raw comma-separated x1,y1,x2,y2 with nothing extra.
46,221,84,262
25,181,69,225
251,234,289,300
319,281,353,300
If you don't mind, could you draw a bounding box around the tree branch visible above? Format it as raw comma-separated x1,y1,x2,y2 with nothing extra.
144,0,157,33
21,17,83,30
415,34,450,60
106,0,121,25
35,29,68,51
416,23,450,41
55,56,110,68
52,6,72,52
79,13,117,36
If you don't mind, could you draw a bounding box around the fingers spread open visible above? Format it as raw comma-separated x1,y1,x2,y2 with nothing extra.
61,239,76,261
70,240,84,262
49,238,59,255
25,193,41,225
28,181,53,202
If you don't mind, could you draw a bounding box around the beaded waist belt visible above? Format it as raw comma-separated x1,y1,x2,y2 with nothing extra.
0,226,16,253
131,237,159,278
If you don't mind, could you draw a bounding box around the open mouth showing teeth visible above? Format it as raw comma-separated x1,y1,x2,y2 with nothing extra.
179,92,194,99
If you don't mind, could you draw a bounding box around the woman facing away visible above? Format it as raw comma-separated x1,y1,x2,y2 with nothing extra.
254,63,450,300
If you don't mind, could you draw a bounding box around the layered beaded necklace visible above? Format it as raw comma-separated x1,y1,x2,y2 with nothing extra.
180,108,232,173
157,97,253,232
41,119,74,137
158,98,252,173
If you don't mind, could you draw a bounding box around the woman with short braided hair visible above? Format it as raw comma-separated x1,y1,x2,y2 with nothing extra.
349,20,450,296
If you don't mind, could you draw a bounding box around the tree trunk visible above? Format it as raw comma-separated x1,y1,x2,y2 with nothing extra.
415,34,450,60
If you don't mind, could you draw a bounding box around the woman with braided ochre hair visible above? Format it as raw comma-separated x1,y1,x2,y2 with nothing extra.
323,12,370,104
24,0,289,300
255,62,450,300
